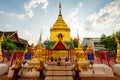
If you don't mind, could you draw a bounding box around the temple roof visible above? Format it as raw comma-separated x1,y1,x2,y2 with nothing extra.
0,31,3,37
50,16,70,30
46,40,74,49
0,31,28,45
35,41,45,50
18,38,28,45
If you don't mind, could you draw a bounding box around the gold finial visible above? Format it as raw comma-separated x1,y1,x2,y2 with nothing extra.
77,29,80,41
39,29,42,41
59,1,62,16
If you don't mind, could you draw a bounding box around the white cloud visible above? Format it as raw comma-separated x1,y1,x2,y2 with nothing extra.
0,10,25,20
5,24,13,28
66,2,83,38
113,24,120,31
19,29,36,44
79,3,83,7
0,10,5,14
10,13,25,20
87,0,120,27
28,40,35,45
24,0,49,18
67,2,83,27
24,30,31,36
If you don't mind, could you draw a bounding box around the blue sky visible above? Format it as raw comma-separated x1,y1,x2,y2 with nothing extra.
0,0,120,45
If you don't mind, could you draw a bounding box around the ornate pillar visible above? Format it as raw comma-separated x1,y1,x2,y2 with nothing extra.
0,41,3,61
0,33,4,62
114,33,120,62
116,43,120,62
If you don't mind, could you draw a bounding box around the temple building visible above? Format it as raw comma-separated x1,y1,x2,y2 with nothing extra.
81,38,106,52
0,31,28,49
33,2,86,62
0,31,29,65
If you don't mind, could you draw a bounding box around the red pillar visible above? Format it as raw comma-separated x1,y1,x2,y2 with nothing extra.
68,50,69,61
99,52,102,63
114,52,116,64
51,50,52,58
104,52,110,66
70,50,72,62
48,50,49,62
2,52,6,63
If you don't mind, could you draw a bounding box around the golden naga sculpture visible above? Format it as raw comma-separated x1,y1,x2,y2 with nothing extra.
74,41,90,71
13,58,22,68
39,60,45,69
75,52,87,61
86,44,94,53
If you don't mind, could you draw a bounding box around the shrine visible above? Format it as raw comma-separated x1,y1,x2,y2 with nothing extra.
33,2,86,62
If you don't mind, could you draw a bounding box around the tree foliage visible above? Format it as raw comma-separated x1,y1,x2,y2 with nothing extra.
73,38,78,48
1,37,18,51
100,31,120,51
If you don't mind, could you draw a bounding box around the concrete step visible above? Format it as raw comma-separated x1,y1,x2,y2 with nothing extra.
45,76,73,80
45,71,73,76
46,65,73,71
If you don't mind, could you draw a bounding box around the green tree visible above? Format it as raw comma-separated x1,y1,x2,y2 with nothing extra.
100,31,120,51
73,38,78,48
116,31,120,40
1,37,18,51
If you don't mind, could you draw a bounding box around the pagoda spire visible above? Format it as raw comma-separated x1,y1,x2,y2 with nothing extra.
77,29,80,41
39,29,42,42
59,1,62,16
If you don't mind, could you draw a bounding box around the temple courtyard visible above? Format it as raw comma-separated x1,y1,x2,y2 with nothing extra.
0,1,120,80
0,58,120,80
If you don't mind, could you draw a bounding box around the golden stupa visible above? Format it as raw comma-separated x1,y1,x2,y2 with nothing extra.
50,2,70,41
32,31,44,61
33,2,87,62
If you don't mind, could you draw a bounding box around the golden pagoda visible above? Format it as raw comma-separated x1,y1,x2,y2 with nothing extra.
50,2,70,41
32,31,43,61
45,2,74,58
33,2,87,62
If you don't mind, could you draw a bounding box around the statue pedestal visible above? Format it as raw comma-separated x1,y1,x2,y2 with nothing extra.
75,70,81,80
37,68,44,80
12,68,21,80
116,54,120,63
116,60,120,63
78,61,89,71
